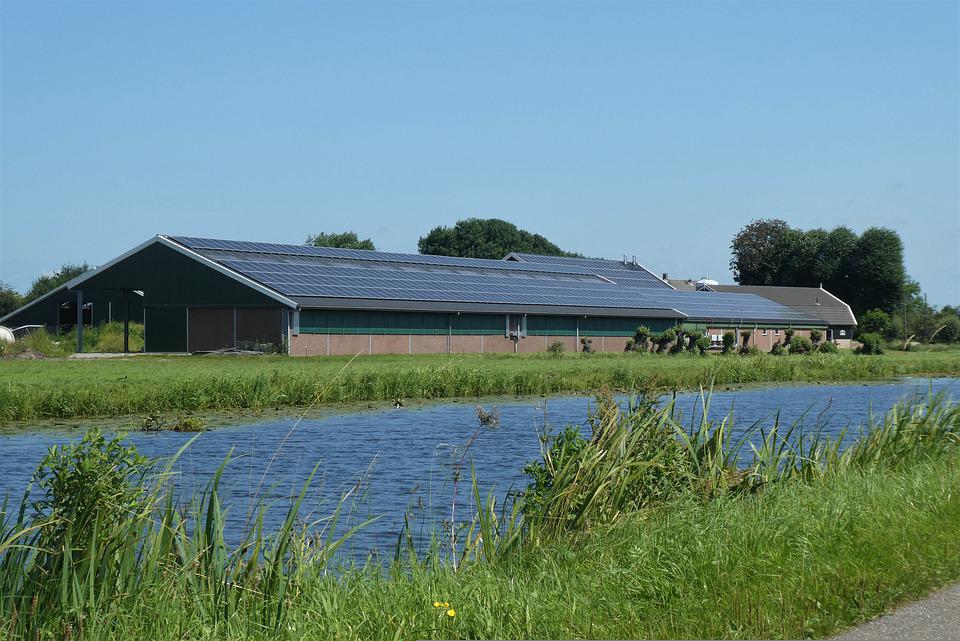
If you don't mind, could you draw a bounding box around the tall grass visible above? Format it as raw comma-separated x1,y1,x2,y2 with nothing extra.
0,391,958,639
2,350,958,422
520,388,960,539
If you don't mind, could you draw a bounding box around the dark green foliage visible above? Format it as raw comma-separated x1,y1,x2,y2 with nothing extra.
934,316,960,343
770,341,786,356
730,221,907,317
656,328,677,354
845,228,906,316
788,335,814,355
857,332,885,355
579,337,593,353
669,328,687,355
784,329,795,344
818,340,839,354
547,341,566,356
728,219,792,286
861,309,892,336
632,326,652,352
738,330,752,354
418,218,581,259
810,329,823,345
693,335,711,355
721,331,736,354
23,263,89,303
305,231,376,250
0,282,21,317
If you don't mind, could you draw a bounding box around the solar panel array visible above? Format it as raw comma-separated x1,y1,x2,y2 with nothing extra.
170,236,820,323
506,252,672,290
175,236,628,278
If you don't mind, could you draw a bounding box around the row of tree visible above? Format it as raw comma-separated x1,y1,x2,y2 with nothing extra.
730,219,906,317
730,218,957,342
306,218,580,260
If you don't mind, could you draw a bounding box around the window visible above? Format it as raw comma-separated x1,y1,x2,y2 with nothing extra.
774,328,780,335
762,328,768,336
839,329,846,337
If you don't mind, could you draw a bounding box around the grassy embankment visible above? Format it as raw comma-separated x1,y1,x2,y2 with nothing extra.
1,350,959,423
1,391,958,640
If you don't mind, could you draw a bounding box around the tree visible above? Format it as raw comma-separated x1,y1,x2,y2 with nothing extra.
24,263,89,303
934,316,960,343
860,309,891,336
843,228,905,317
418,218,580,259
305,232,376,250
0,282,21,318
729,221,908,318
729,218,791,285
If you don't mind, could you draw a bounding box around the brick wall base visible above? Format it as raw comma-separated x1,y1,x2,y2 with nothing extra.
289,334,632,356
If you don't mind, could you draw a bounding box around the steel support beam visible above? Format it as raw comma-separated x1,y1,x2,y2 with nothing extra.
76,289,84,353
123,289,130,353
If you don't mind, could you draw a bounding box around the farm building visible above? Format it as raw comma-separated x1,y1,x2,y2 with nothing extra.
1,235,828,355
710,284,858,349
0,283,144,337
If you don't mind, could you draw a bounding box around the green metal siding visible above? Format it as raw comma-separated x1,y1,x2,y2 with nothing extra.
571,316,677,337
144,307,187,352
77,243,279,307
451,314,503,335
300,310,506,335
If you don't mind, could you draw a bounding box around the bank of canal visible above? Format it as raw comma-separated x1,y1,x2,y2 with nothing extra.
1,376,955,560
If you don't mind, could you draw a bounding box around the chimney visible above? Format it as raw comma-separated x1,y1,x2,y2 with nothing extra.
623,254,628,265
632,255,637,266
662,272,668,281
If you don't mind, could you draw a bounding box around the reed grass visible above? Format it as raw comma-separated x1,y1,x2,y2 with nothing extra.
1,350,957,423
1,389,958,639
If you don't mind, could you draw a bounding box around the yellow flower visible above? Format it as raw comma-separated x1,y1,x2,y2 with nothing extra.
443,602,450,608
446,608,456,618
432,601,442,608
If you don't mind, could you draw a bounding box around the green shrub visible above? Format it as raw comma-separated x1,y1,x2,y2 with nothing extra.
632,326,652,352
547,341,566,356
32,430,150,553
694,335,711,356
741,346,763,357
721,331,736,355
810,329,823,344
788,335,814,355
784,329,795,344
857,332,885,355
656,328,677,354
818,340,839,354
861,309,892,335
579,337,593,354
770,341,786,356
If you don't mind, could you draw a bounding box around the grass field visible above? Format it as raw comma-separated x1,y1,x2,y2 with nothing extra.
1,350,959,423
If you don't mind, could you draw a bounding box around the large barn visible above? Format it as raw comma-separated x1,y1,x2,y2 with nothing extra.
1,235,827,354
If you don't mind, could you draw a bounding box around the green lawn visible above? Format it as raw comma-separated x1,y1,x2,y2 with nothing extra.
1,350,958,423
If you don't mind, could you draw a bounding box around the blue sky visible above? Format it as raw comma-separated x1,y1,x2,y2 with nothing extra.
1,1,957,304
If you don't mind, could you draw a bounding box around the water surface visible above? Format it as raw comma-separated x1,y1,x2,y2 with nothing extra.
1,377,955,560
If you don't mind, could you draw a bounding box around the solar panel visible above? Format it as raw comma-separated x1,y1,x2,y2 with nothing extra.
170,236,820,323
506,252,671,289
